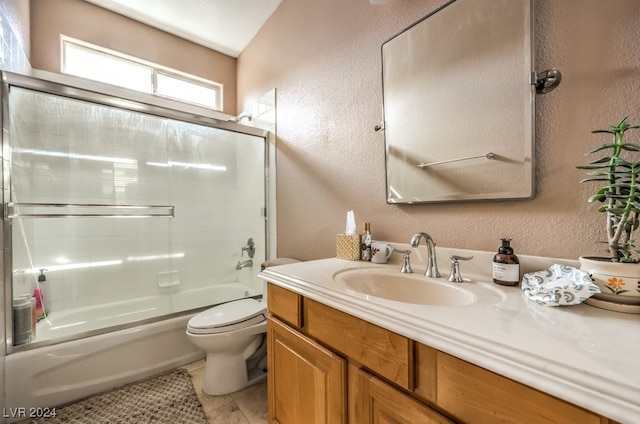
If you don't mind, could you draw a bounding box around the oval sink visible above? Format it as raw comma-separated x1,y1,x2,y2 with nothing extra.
334,270,476,306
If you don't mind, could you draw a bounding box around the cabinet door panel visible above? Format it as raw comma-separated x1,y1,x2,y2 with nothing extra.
349,364,453,424
437,352,603,424
268,316,346,424
414,342,438,403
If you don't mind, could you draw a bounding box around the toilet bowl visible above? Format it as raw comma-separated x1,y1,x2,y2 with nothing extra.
186,297,267,395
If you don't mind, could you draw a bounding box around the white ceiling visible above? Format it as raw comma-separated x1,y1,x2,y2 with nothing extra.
83,0,283,58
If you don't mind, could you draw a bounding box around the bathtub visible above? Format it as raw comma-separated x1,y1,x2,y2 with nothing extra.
33,282,257,343
4,282,260,421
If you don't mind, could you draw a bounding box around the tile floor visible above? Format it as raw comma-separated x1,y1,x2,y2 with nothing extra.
182,359,268,424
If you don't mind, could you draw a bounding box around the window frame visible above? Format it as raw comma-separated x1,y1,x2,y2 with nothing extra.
60,35,223,111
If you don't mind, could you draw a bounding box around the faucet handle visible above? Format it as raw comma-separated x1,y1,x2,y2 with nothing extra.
241,238,256,258
391,247,413,273
447,255,473,283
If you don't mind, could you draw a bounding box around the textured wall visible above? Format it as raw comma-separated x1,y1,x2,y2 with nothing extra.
29,0,238,114
237,0,640,261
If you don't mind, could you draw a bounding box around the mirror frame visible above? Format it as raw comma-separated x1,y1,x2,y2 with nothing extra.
381,0,535,204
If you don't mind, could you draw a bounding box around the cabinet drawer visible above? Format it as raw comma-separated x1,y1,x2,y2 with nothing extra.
305,298,412,390
437,352,604,424
267,283,302,328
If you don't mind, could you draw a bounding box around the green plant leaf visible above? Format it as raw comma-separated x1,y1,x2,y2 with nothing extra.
579,117,640,262
606,207,628,214
586,143,617,153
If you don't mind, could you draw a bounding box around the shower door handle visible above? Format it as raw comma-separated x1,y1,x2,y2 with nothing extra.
3,203,175,219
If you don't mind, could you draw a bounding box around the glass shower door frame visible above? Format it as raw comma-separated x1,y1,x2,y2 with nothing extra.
1,71,269,353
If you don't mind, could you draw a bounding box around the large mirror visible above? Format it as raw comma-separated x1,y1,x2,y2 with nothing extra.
382,0,534,204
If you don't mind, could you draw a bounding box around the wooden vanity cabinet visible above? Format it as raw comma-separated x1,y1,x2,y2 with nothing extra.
267,283,614,424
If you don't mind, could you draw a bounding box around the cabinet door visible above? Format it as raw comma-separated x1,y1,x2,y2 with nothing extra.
267,316,346,424
349,364,454,424
437,352,605,424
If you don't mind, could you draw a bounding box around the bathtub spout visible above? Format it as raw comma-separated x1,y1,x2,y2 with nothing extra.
236,259,253,270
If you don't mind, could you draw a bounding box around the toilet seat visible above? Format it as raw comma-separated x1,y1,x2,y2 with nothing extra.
187,298,266,335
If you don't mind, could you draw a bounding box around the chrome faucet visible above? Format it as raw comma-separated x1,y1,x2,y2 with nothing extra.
410,232,440,278
236,259,253,270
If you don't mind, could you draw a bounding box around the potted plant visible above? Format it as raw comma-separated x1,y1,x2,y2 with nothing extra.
577,116,640,312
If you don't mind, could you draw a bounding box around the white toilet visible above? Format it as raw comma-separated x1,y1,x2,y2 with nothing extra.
186,297,267,395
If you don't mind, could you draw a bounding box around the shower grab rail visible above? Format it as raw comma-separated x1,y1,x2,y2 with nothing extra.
3,202,175,219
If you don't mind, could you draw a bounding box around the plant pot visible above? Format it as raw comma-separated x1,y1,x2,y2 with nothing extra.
579,256,640,313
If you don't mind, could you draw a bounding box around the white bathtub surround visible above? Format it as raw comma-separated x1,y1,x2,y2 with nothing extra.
259,244,640,424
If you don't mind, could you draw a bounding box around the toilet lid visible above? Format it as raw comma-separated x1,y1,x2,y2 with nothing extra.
187,298,266,334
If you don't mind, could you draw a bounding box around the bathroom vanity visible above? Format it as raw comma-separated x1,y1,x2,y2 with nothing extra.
259,245,640,423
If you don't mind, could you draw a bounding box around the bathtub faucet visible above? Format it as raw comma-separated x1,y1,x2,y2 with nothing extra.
236,259,253,270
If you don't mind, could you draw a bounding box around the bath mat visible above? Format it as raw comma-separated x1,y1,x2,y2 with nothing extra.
27,368,208,424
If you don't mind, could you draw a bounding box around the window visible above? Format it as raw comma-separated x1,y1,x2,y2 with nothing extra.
61,36,222,110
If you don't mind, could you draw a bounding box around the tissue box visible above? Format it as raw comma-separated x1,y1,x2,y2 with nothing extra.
336,234,361,261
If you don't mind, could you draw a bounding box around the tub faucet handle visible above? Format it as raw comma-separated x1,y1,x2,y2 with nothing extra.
241,238,255,258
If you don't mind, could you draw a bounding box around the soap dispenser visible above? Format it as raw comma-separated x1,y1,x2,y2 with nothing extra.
492,238,520,286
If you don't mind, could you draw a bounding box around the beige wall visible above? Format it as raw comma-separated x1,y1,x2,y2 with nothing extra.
237,0,640,261
29,0,237,114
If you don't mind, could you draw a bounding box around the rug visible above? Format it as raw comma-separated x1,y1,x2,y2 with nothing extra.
28,368,208,424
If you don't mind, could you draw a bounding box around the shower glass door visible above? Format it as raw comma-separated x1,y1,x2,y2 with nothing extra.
4,75,267,349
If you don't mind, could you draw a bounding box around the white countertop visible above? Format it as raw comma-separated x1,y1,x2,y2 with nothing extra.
258,244,640,423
